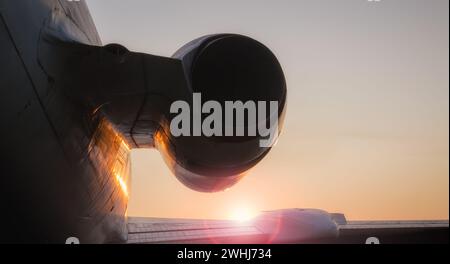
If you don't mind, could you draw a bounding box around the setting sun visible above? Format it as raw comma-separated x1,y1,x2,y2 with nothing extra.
230,207,258,222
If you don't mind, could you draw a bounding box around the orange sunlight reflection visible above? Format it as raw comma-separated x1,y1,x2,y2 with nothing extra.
115,173,129,197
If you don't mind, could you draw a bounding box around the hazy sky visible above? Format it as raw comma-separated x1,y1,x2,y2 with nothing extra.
87,0,449,220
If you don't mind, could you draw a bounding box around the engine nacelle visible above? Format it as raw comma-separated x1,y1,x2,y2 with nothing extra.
154,34,287,192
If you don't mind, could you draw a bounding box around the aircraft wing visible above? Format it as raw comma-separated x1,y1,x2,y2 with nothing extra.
127,209,449,244
127,217,268,244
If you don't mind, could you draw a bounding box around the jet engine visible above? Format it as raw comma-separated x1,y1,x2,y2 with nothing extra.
41,33,287,193
154,34,287,192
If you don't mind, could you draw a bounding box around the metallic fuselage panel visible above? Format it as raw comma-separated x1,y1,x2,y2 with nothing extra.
0,0,129,243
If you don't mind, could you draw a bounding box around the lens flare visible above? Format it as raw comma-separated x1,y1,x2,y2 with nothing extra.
230,207,257,222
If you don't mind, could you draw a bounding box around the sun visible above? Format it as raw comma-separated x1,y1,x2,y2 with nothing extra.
230,207,257,222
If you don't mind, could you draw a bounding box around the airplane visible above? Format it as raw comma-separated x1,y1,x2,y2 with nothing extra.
0,0,447,244
0,0,286,243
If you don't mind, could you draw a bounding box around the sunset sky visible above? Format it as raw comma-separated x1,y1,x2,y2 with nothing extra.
87,0,449,221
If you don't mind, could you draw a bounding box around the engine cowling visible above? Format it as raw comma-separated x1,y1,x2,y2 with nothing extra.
154,34,287,192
